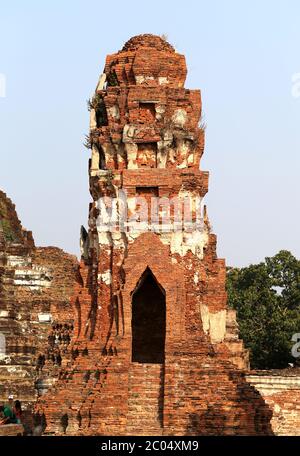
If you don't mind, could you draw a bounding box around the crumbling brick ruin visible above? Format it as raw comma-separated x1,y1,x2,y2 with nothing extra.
34,34,273,436
0,190,77,429
247,369,300,436
2,34,300,437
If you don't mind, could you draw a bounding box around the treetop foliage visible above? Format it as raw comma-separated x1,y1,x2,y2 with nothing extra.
226,250,300,369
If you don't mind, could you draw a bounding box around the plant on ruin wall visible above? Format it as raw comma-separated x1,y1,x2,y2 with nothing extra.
106,70,118,87
227,250,300,369
87,94,108,127
0,200,16,242
0,219,17,242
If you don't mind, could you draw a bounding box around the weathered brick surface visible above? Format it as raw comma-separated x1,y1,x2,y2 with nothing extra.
2,35,300,436
35,35,274,436
0,424,24,436
0,190,77,422
247,369,300,435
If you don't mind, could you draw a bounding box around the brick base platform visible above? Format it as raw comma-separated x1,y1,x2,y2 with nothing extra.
0,424,24,436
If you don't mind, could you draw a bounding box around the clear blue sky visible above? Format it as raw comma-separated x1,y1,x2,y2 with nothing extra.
0,0,299,267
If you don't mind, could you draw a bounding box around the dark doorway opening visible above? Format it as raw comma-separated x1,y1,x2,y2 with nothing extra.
132,268,166,363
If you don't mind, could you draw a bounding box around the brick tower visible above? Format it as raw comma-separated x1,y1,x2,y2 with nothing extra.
38,35,272,435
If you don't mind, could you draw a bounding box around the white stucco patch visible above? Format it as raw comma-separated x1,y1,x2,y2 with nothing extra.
108,105,120,120
209,310,227,343
0,311,9,318
172,109,188,128
157,150,167,168
158,77,169,85
96,73,106,91
187,153,194,164
38,313,52,323
91,144,100,171
0,332,5,358
155,104,166,121
200,304,227,344
98,270,112,285
168,230,209,259
194,271,199,284
135,75,154,85
274,404,282,414
90,109,97,130
96,232,112,246
13,266,52,290
6,255,30,267
125,143,138,169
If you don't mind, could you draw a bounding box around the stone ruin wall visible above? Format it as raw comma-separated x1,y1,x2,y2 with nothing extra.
247,370,300,436
0,189,77,429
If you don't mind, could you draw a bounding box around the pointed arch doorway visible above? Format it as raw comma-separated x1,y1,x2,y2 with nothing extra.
131,267,166,364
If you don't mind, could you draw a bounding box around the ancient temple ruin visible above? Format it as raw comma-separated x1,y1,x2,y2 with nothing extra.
2,34,300,436
34,34,273,435
0,189,76,429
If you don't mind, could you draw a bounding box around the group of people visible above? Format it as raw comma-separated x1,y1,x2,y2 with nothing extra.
0,395,22,425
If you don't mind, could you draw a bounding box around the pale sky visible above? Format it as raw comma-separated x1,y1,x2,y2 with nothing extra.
0,0,299,267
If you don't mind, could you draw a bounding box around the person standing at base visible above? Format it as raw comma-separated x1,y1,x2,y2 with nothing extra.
13,400,22,424
0,404,16,424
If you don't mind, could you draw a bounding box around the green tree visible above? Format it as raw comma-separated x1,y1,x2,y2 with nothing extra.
226,250,300,369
